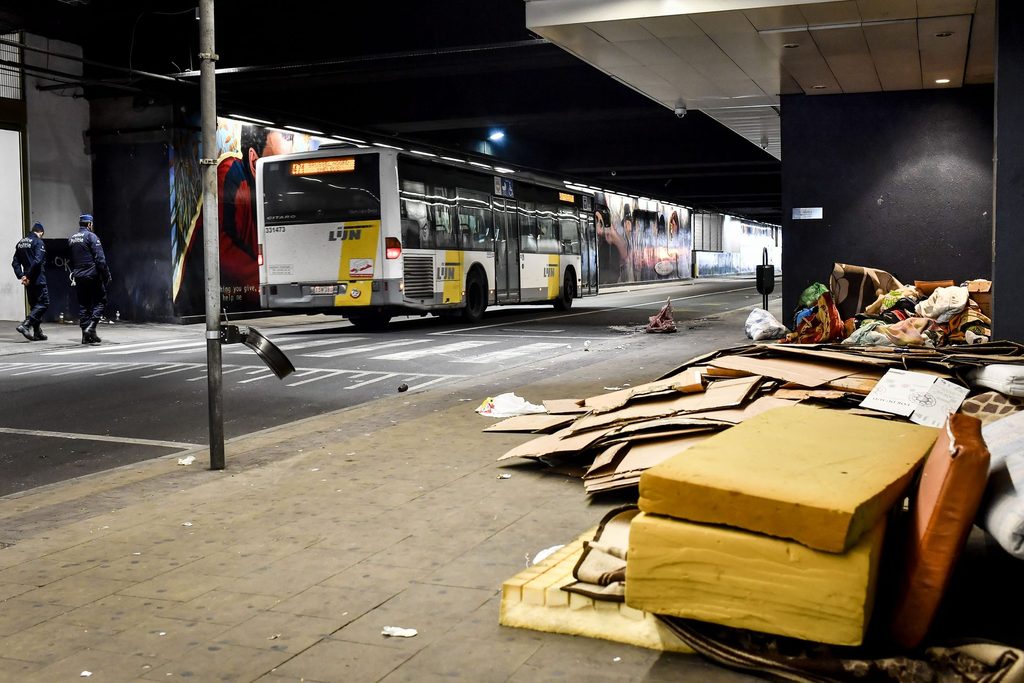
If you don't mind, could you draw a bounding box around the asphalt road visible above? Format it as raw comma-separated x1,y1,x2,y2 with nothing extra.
0,278,777,495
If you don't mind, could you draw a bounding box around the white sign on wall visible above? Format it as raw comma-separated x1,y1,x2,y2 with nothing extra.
792,207,823,220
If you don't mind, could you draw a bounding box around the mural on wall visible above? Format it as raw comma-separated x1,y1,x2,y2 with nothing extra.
594,191,692,286
170,118,324,317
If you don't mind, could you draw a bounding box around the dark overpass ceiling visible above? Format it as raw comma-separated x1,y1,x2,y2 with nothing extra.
1,0,782,224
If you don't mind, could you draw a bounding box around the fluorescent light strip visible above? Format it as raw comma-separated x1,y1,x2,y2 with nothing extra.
333,135,366,144
441,156,466,164
229,114,275,126
410,150,437,157
468,161,492,169
373,142,403,150
493,167,515,174
285,125,324,135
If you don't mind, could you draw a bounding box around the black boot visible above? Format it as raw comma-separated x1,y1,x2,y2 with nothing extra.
85,321,101,344
31,323,47,341
16,318,34,341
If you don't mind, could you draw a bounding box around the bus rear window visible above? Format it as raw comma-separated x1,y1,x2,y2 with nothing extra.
263,155,381,225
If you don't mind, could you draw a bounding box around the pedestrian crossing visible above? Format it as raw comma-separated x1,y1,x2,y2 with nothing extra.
39,334,575,365
13,332,578,390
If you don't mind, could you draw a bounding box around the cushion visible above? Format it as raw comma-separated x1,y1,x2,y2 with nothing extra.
967,365,1024,398
830,263,903,321
638,405,938,552
888,413,991,649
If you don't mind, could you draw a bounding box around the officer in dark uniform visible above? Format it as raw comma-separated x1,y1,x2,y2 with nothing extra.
11,221,49,341
68,213,111,345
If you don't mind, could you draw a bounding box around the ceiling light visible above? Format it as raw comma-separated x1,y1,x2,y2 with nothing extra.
372,142,403,150
812,85,828,89
284,125,323,135
410,150,437,157
333,135,366,144
229,114,275,126
493,167,515,174
783,43,800,49
469,161,492,169
441,156,465,164
935,31,953,38
935,78,951,84
488,130,506,142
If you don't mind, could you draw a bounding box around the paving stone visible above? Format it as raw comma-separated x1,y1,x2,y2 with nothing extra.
89,615,229,659
214,611,341,654
270,584,394,623
0,581,35,600
175,549,275,578
271,638,413,682
119,564,229,602
77,553,192,583
523,631,659,676
319,560,420,596
0,656,44,677
23,575,131,607
228,547,360,597
54,594,177,630
0,621,118,664
159,589,282,626
0,598,69,637
23,648,164,683
0,554,93,587
378,633,540,682
140,642,290,681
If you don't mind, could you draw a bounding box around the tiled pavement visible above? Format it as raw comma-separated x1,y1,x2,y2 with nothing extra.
0,310,762,682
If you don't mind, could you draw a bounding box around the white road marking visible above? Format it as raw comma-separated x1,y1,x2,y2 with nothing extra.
258,337,366,352
372,340,499,361
141,364,203,378
403,376,454,391
237,373,276,384
95,363,157,376
346,372,399,390
43,338,201,356
302,338,430,358
452,342,570,364
286,369,349,387
186,366,248,381
12,363,66,376
0,427,201,450
104,341,206,355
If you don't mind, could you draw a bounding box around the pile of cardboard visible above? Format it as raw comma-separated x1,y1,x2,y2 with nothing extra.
489,341,1024,493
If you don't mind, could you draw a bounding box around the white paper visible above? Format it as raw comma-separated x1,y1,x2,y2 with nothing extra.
381,626,418,638
860,369,969,428
982,410,1024,491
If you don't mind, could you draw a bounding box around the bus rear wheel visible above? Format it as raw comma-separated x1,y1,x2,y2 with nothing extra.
347,312,392,331
554,270,576,311
462,271,487,323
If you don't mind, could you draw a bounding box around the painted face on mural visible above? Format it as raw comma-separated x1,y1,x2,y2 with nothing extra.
264,130,295,157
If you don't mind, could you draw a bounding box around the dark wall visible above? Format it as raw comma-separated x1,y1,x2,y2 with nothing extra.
90,134,176,322
781,86,994,316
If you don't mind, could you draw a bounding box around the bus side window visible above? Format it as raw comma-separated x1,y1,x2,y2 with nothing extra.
400,181,428,249
431,186,456,250
519,202,537,253
456,189,493,251
537,205,560,254
559,212,581,255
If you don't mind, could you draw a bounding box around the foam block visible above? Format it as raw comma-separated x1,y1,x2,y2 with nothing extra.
625,512,887,646
639,405,937,552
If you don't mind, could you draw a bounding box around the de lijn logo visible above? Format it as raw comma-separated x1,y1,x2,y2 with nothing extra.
328,227,363,242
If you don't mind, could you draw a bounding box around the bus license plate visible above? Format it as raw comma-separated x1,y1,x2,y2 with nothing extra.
311,285,336,295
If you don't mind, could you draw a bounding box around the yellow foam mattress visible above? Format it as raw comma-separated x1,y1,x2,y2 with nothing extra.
638,404,937,552
625,512,887,646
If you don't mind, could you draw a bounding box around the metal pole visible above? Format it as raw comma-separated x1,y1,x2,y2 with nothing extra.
199,0,225,470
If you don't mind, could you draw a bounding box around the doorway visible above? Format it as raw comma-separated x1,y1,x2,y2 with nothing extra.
0,128,25,321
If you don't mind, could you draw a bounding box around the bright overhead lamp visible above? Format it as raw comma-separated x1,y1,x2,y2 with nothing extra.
229,114,275,125
488,130,506,142
469,161,492,169
441,156,466,164
284,125,323,135
935,78,951,84
410,150,438,157
333,135,367,144
372,142,403,150
493,167,515,174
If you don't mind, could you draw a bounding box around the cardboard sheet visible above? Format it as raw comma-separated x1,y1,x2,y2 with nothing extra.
543,399,587,415
571,376,762,435
684,396,796,425
584,370,705,415
484,414,577,433
755,344,897,368
638,404,938,552
708,355,858,388
497,426,615,461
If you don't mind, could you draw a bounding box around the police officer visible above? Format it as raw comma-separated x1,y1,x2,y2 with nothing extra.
11,221,49,341
68,213,111,345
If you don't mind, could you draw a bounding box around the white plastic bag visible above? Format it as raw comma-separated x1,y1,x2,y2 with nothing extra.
744,309,788,341
475,392,546,418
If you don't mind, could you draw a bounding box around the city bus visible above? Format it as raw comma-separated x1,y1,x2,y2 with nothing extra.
255,148,594,329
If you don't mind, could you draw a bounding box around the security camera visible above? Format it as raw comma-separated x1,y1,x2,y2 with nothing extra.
674,105,687,118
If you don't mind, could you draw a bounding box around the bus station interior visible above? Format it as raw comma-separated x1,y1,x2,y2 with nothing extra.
2,0,1024,681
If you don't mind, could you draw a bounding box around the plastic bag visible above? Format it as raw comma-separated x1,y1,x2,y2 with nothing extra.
743,309,788,341
475,392,546,418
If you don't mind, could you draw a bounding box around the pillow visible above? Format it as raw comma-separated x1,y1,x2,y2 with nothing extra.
888,413,990,649
967,365,1024,398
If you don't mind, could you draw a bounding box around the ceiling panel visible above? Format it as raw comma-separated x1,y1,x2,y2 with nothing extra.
810,26,881,92
705,106,781,159
799,1,862,26
919,14,971,87
616,38,683,65
588,19,655,42
743,5,808,30
964,0,995,84
690,11,784,99
661,33,755,87
863,21,923,90
760,29,841,93
916,0,977,18
855,0,916,21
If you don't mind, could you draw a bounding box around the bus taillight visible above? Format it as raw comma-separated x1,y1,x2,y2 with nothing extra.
385,237,402,260
258,244,264,267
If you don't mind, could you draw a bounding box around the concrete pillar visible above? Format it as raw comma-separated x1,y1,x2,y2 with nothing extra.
993,0,1024,342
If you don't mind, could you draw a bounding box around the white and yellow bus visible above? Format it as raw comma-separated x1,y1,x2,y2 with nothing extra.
255,148,593,329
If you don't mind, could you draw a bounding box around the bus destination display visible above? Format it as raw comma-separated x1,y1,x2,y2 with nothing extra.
290,157,356,176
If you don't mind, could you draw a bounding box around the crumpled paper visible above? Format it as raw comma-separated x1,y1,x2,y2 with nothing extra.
475,393,545,418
